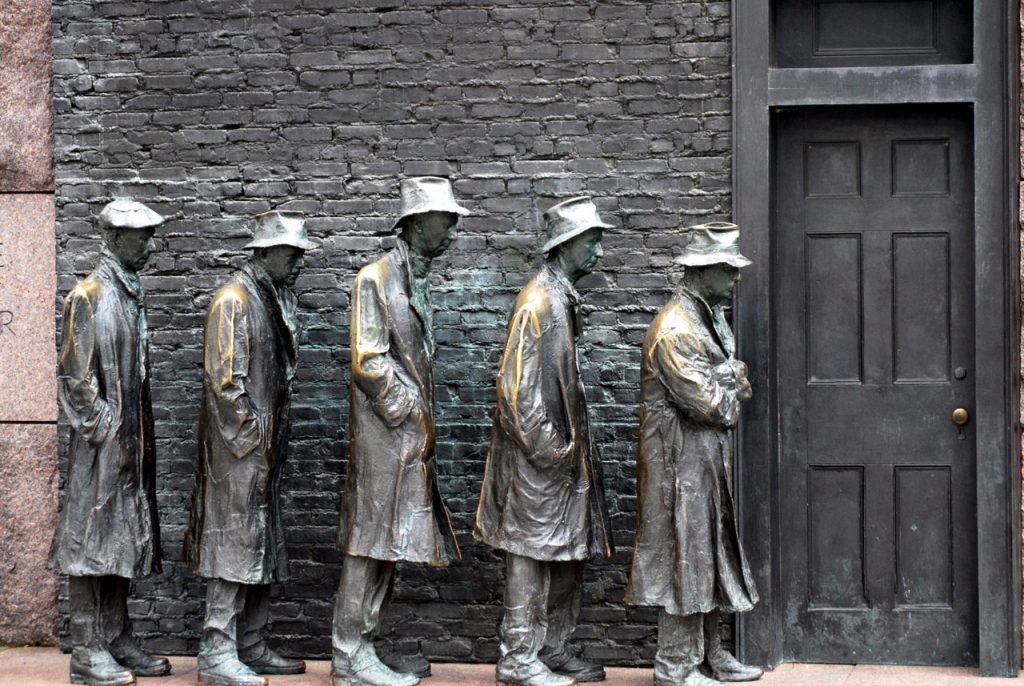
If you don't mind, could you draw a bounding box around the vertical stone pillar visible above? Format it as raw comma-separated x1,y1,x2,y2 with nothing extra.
0,0,58,645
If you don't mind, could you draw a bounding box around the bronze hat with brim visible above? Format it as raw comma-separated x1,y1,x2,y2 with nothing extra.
393,176,471,229
98,199,165,231
245,211,319,251
674,221,751,269
540,196,614,254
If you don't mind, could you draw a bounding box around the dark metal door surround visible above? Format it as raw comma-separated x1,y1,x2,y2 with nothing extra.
733,0,1019,676
776,105,977,664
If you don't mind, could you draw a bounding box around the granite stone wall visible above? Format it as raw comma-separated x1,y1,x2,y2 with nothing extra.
51,0,732,663
0,0,58,647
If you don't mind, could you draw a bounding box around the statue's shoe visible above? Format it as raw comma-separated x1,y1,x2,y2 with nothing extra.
197,657,268,686
70,648,136,686
708,651,764,682
497,660,577,686
332,660,420,686
655,671,726,686
379,648,431,678
238,643,306,675
541,653,605,683
109,637,171,677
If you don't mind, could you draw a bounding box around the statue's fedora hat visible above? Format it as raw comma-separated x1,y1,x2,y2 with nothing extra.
675,221,751,269
245,211,318,250
394,176,470,228
540,196,614,254
98,199,165,231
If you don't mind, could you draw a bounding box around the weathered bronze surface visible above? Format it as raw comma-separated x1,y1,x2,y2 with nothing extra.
474,197,614,686
184,211,316,686
626,222,762,686
331,177,468,686
52,199,171,685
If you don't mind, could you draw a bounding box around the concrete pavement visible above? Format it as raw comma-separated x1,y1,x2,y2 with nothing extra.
0,647,1021,685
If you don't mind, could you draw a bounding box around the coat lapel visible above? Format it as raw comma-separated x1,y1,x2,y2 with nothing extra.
242,264,297,373
384,246,432,402
101,250,148,380
684,289,730,359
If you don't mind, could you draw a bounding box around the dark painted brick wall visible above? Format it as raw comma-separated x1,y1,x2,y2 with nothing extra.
52,0,732,664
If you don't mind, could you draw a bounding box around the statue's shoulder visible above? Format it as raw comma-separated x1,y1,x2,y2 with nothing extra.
513,272,554,319
354,252,392,289
649,298,701,350
65,274,102,310
209,273,250,312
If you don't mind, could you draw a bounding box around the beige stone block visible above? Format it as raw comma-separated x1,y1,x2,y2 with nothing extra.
0,0,53,192
0,194,56,422
0,423,58,645
841,664,1005,685
761,662,854,685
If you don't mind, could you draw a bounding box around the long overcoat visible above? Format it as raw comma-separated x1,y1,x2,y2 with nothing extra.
336,241,459,566
184,263,297,585
474,265,613,562
51,250,162,579
626,289,758,616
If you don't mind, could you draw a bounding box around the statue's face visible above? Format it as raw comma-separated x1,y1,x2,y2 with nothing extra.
560,227,604,280
700,263,741,302
109,228,156,271
407,211,458,259
260,245,305,287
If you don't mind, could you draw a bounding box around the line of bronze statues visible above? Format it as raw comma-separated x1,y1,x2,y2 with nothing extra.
52,178,762,686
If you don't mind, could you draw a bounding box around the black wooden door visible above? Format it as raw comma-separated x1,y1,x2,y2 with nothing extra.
775,106,978,664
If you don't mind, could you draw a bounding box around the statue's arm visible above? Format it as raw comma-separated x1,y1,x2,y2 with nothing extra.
495,305,571,461
653,331,741,428
205,293,262,458
58,288,116,444
351,268,418,428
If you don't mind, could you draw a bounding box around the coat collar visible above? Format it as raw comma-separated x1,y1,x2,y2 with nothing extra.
389,240,435,356
543,262,582,307
679,287,733,358
541,263,584,338
98,248,149,379
241,262,298,363
100,249,144,302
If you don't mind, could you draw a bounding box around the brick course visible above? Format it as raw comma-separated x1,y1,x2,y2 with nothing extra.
52,0,732,663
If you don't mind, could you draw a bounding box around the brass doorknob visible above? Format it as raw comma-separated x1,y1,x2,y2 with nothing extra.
951,407,970,426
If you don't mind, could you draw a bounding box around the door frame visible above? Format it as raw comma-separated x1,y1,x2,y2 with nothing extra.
732,0,1021,676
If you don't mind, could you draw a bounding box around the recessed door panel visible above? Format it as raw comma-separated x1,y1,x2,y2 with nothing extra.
775,106,977,665
774,0,973,67
806,234,862,383
808,466,867,608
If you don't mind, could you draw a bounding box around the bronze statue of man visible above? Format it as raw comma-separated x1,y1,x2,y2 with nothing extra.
52,199,171,686
475,197,615,686
332,177,467,686
184,211,317,686
626,222,762,686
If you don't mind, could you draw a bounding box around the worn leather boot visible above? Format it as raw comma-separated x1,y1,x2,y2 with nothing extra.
659,671,724,686
69,648,136,686
703,611,762,682
496,659,577,686
378,646,431,678
109,636,171,677
332,660,420,686
706,651,763,683
540,650,605,683
332,642,419,686
238,642,305,675
198,657,268,686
